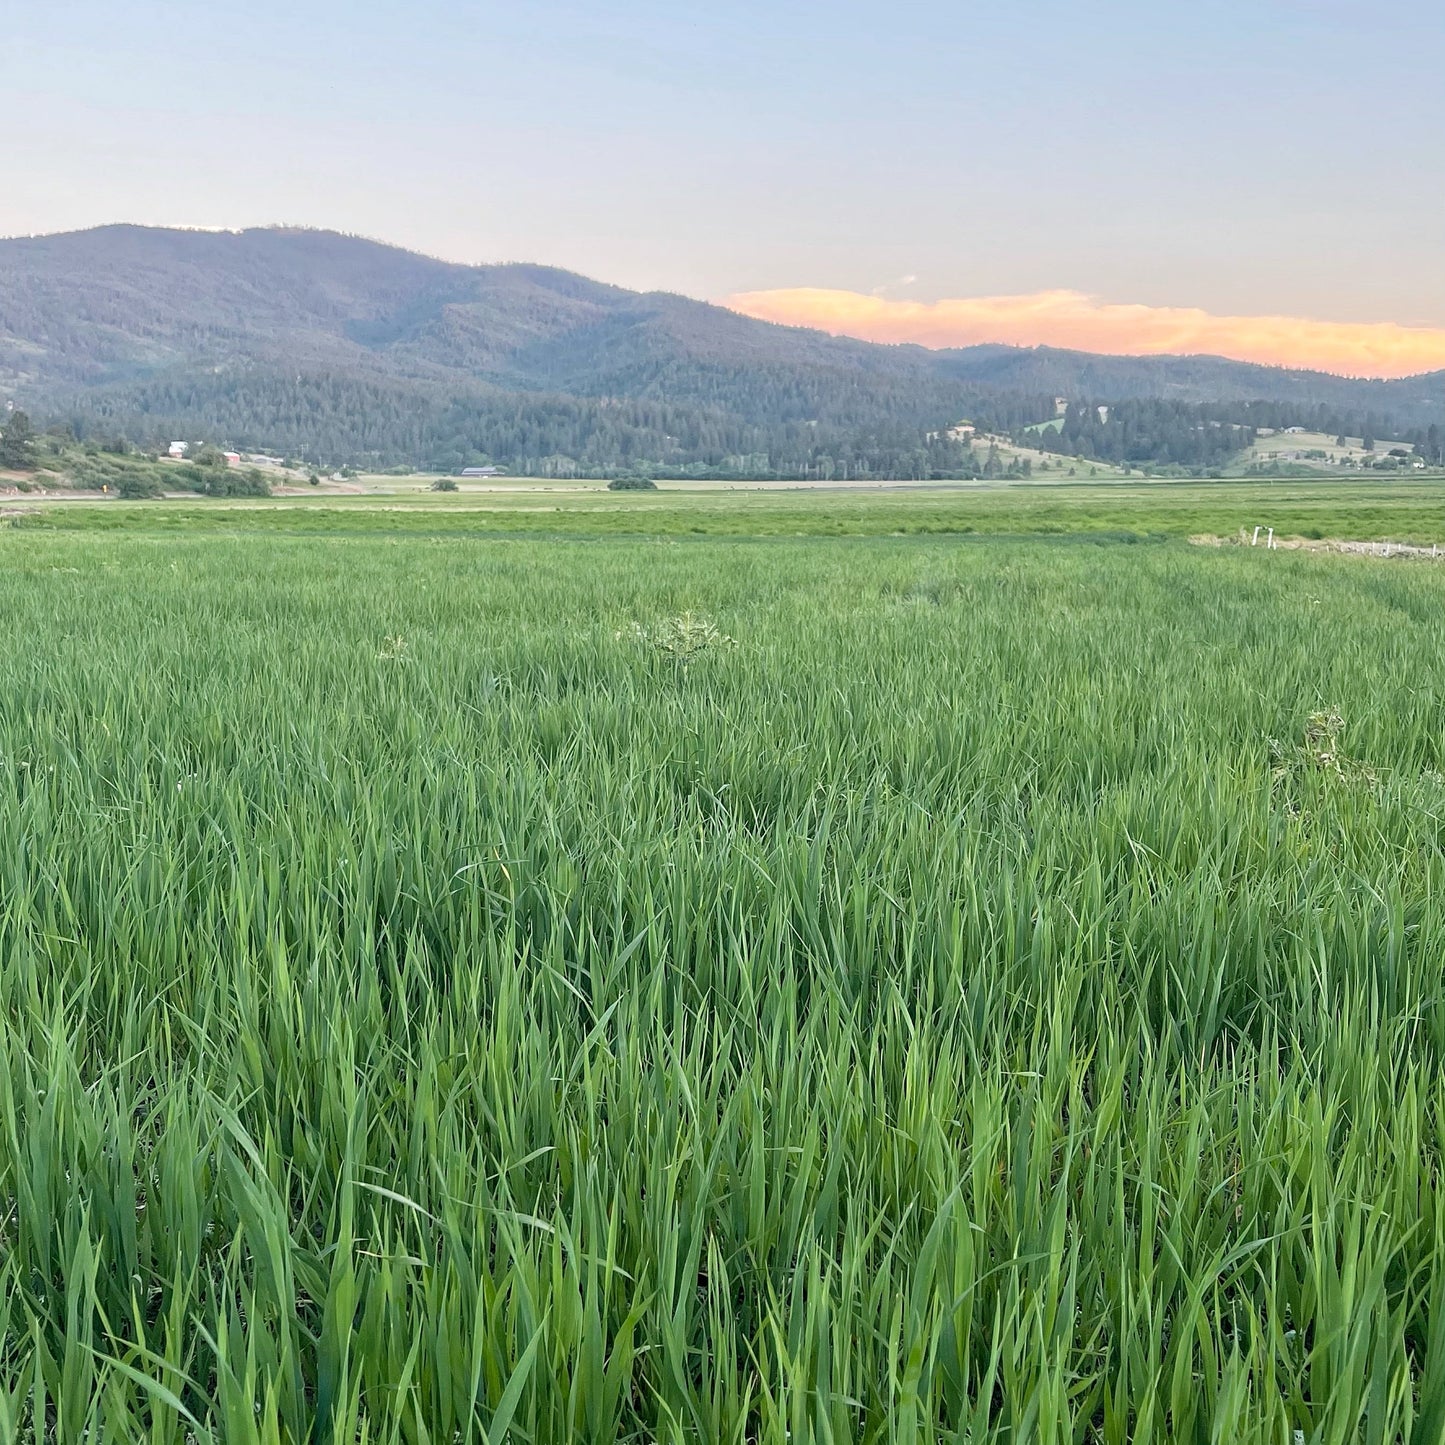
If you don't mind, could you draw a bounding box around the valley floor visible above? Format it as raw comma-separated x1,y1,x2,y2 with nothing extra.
7,475,1445,546
3,489,1445,1439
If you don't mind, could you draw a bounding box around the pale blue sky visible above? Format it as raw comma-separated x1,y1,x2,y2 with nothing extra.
10,0,1445,323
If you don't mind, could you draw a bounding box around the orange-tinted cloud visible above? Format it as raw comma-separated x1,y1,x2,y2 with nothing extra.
722,287,1445,380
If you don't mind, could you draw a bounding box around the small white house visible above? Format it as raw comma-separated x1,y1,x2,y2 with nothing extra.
168,441,188,459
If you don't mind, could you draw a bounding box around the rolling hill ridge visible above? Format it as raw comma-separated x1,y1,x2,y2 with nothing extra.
3,226,1442,474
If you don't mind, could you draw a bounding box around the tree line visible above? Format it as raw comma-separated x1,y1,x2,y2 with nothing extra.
37,366,1445,479
1026,401,1254,469
1021,398,1445,470
53,368,1054,480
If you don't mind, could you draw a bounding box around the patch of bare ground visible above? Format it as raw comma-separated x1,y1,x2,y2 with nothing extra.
1191,531,1445,560
272,482,367,495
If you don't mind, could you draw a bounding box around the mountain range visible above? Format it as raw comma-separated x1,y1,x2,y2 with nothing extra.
2,225,1442,474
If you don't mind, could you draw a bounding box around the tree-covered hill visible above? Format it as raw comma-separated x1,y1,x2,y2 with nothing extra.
931,344,1445,420
2,226,1441,475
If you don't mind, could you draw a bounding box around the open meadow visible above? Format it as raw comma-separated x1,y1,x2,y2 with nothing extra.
4,484,1445,1440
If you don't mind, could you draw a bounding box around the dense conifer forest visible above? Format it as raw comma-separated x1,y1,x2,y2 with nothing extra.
3,226,1442,475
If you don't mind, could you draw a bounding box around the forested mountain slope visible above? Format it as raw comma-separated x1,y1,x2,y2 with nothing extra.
2,226,1440,473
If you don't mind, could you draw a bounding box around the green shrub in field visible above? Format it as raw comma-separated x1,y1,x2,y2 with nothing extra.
200,467,271,497
1270,708,1378,788
171,462,272,497
618,610,735,662
116,473,165,499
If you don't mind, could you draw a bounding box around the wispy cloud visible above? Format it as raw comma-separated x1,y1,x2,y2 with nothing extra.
870,274,918,297
721,287,1445,380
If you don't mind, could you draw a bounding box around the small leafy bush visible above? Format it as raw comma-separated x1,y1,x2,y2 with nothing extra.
1270,709,1377,788
117,474,165,499
199,469,271,498
619,612,734,663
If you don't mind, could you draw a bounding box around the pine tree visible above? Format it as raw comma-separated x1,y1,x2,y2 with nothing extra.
0,409,36,470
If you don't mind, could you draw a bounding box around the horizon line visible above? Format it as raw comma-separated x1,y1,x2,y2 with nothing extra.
4,222,1444,383
723,287,1445,383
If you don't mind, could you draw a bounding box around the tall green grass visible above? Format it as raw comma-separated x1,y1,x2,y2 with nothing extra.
2,522,1445,1440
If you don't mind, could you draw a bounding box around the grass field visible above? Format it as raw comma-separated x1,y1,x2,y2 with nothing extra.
4,487,1445,1440
9,476,1445,545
